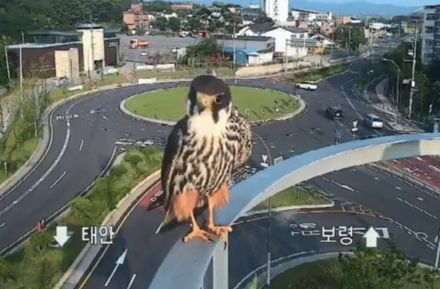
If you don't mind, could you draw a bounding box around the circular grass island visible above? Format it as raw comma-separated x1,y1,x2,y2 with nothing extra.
124,86,300,122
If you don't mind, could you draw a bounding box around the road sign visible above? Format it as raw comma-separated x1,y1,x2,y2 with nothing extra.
363,227,380,248
260,162,269,168
54,226,71,247
273,156,283,164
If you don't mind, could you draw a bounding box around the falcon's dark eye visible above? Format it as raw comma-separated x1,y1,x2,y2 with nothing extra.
215,95,222,104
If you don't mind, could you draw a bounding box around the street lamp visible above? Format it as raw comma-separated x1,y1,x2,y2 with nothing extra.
382,58,401,122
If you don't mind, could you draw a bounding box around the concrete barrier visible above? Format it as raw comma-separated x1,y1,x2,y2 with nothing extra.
138,78,157,84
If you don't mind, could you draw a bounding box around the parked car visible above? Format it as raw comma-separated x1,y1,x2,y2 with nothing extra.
325,106,344,120
295,82,318,91
364,113,384,129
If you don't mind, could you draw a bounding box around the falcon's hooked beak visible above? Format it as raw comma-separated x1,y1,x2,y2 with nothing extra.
196,92,219,112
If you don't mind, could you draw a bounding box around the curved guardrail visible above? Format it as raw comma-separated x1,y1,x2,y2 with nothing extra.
149,133,440,289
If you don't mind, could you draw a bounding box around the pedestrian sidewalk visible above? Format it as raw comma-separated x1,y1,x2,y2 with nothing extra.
371,78,424,133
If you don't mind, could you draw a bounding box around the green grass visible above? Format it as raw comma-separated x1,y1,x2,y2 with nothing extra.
253,186,329,210
1,147,163,289
293,64,349,83
269,258,440,289
125,86,299,122
134,66,235,80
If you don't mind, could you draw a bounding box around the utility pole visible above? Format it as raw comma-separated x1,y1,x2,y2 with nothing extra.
408,25,418,119
19,44,23,101
89,13,95,81
284,39,288,73
233,14,237,83
266,197,272,287
2,36,10,84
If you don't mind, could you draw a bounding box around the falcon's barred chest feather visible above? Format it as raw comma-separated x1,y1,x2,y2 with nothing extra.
164,110,249,209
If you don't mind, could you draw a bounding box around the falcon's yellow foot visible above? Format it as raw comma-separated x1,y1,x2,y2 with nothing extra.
208,224,233,241
183,228,214,243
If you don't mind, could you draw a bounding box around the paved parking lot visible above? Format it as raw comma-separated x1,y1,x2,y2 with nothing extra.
119,34,200,63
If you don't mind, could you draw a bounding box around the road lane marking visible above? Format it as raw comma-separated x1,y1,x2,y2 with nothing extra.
328,179,356,192
126,274,136,289
0,116,71,217
0,222,5,228
79,139,84,151
395,197,437,219
49,171,67,189
102,115,109,120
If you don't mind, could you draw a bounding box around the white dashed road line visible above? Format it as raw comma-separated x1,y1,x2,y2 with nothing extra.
49,171,67,189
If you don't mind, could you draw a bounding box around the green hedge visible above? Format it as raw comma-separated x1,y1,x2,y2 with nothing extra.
0,147,162,289
294,64,349,83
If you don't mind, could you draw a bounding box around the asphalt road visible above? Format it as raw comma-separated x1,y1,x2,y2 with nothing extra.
0,58,438,289
77,60,440,289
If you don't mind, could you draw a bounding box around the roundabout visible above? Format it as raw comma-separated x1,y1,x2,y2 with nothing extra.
123,86,301,122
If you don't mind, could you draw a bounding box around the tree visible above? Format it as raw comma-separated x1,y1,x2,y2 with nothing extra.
70,196,108,226
339,242,420,289
155,16,168,31
28,230,53,255
187,18,200,32
0,259,15,287
168,17,181,32
336,25,366,52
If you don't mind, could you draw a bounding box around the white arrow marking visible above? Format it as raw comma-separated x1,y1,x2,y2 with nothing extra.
54,226,71,247
330,179,356,192
105,249,127,287
363,227,380,248
126,274,137,289
261,154,268,163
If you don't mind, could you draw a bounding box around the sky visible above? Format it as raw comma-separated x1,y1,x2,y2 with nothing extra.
302,0,439,7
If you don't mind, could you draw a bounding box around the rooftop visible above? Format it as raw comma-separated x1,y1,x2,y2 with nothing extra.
221,35,273,41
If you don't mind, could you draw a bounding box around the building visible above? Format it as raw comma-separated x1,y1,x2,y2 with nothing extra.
217,35,275,52
264,0,289,24
238,23,309,58
123,3,149,31
336,16,352,26
422,5,440,65
171,2,194,10
291,8,332,22
222,47,273,65
7,26,119,80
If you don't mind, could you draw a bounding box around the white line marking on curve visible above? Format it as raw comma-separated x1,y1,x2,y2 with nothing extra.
126,274,137,289
79,139,84,151
395,197,437,219
49,171,67,189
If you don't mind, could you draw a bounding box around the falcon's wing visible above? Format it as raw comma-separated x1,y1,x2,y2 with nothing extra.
161,116,188,208
146,116,188,211
231,113,253,169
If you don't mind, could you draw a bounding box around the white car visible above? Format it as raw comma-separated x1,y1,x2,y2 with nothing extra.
364,114,384,129
295,82,318,91
141,51,147,56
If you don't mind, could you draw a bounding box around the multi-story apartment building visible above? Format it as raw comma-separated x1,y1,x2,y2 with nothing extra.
422,5,440,66
264,0,289,24
123,3,149,31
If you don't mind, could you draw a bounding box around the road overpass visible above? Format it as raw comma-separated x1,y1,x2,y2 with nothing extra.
149,133,440,289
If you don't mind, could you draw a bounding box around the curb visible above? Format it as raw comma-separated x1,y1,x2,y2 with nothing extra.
244,201,335,217
119,88,307,126
234,250,436,289
53,170,161,289
0,83,130,198
233,251,350,289
368,163,440,195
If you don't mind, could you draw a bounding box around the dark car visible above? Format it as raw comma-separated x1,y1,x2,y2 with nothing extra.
326,106,344,120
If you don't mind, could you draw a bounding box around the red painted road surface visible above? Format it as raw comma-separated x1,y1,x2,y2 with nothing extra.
139,181,162,209
388,157,440,190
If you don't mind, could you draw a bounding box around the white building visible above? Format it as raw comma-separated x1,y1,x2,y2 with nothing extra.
291,8,332,22
77,24,105,75
422,5,440,65
238,23,309,58
264,0,289,24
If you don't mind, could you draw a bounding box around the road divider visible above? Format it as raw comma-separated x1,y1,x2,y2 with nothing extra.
53,170,160,289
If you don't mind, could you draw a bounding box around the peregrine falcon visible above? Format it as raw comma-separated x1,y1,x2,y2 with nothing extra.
158,75,252,242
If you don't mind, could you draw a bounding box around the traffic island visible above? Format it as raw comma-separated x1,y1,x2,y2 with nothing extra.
121,86,305,125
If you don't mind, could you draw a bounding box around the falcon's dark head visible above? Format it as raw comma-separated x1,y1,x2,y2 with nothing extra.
187,75,232,123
